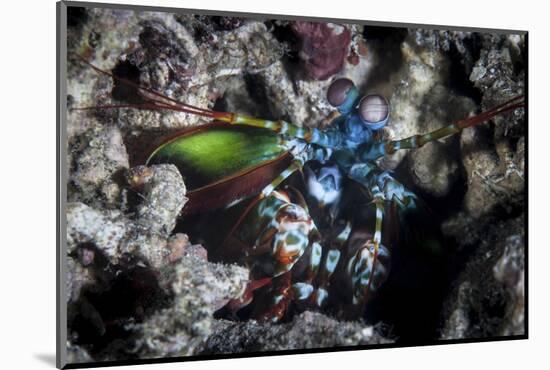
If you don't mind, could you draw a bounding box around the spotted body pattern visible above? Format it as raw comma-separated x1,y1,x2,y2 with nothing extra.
79,57,524,323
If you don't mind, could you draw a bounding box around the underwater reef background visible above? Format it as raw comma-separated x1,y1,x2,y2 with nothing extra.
65,6,525,364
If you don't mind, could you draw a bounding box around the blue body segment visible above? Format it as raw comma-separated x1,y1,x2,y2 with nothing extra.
304,88,414,213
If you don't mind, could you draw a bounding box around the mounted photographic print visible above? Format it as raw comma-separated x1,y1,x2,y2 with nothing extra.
57,1,527,368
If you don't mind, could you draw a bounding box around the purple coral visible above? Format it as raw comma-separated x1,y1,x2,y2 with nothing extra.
291,21,351,80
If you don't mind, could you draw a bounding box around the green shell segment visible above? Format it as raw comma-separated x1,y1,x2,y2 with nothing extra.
147,124,286,190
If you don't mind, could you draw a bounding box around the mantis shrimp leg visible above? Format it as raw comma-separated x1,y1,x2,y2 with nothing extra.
345,166,415,306
218,187,320,321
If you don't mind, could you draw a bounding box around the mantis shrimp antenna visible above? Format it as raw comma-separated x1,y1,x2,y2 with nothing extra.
386,95,524,153
361,95,525,160
74,54,222,119
73,54,319,141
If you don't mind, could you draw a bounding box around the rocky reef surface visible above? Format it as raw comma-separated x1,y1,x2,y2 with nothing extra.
65,6,525,364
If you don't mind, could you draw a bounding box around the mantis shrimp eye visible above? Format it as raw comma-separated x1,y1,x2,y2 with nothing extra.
327,78,359,114
327,78,354,106
358,94,390,130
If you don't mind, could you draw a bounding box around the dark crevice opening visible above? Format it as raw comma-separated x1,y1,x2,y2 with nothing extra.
111,61,143,104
